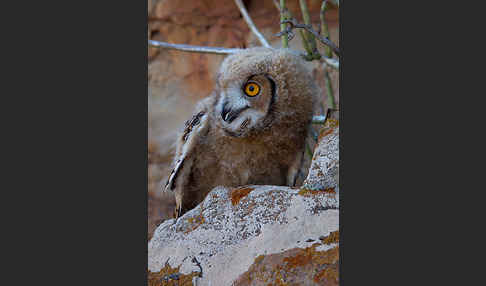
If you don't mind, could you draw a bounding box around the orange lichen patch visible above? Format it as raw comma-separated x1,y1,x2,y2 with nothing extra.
317,119,339,142
320,231,339,245
147,264,199,286
184,209,205,234
234,244,339,286
325,118,339,129
282,249,313,269
231,186,255,206
318,127,335,141
298,187,336,197
255,254,265,264
313,264,339,284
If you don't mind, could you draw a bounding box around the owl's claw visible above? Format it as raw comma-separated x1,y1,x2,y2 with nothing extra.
173,202,183,220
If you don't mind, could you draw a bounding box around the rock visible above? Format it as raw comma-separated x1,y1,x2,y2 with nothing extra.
148,120,340,285
302,112,339,192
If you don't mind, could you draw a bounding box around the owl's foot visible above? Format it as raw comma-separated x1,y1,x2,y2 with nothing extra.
173,202,183,219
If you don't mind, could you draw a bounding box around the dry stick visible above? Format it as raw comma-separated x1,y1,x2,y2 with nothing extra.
320,0,332,58
149,39,338,69
299,0,320,60
148,40,242,55
281,19,340,57
299,30,313,59
280,0,289,48
272,0,280,10
271,1,339,67
234,0,271,48
273,1,313,60
320,0,336,109
324,68,336,109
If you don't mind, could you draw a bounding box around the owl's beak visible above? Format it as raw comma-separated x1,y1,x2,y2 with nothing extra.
221,102,249,123
221,101,232,122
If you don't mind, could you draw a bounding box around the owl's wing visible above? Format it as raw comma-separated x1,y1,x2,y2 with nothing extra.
164,101,211,192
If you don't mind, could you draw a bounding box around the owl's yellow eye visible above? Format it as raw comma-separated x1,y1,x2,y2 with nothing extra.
244,82,260,97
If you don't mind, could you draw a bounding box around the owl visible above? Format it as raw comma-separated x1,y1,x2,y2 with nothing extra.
164,47,316,217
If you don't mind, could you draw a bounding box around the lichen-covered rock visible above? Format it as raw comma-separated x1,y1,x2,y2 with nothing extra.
302,117,339,192
148,186,338,285
148,121,339,285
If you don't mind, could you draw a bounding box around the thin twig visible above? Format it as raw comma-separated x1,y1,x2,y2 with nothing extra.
272,2,339,67
324,68,336,109
148,40,242,55
299,0,320,59
272,0,280,10
299,29,313,59
149,39,338,69
320,1,337,109
279,18,340,57
274,0,311,56
320,0,332,58
280,0,289,48
234,0,271,48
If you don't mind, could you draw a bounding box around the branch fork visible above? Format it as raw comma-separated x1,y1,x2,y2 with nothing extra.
277,18,340,57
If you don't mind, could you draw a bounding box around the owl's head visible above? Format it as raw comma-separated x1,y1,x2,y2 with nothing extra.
213,47,315,137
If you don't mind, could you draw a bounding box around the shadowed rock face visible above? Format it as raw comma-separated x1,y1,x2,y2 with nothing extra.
147,0,340,240
148,120,339,285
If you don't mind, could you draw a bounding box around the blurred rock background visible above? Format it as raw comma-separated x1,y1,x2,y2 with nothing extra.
148,0,339,240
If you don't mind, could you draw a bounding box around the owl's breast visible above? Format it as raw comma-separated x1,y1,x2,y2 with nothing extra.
197,135,290,188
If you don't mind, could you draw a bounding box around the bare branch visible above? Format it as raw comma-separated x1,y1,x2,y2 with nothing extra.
324,68,336,109
320,1,336,109
299,29,313,58
234,0,271,48
322,57,339,69
299,0,320,59
279,18,340,57
148,40,242,55
274,0,302,50
279,0,289,48
272,0,280,10
149,39,338,69
320,0,332,58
